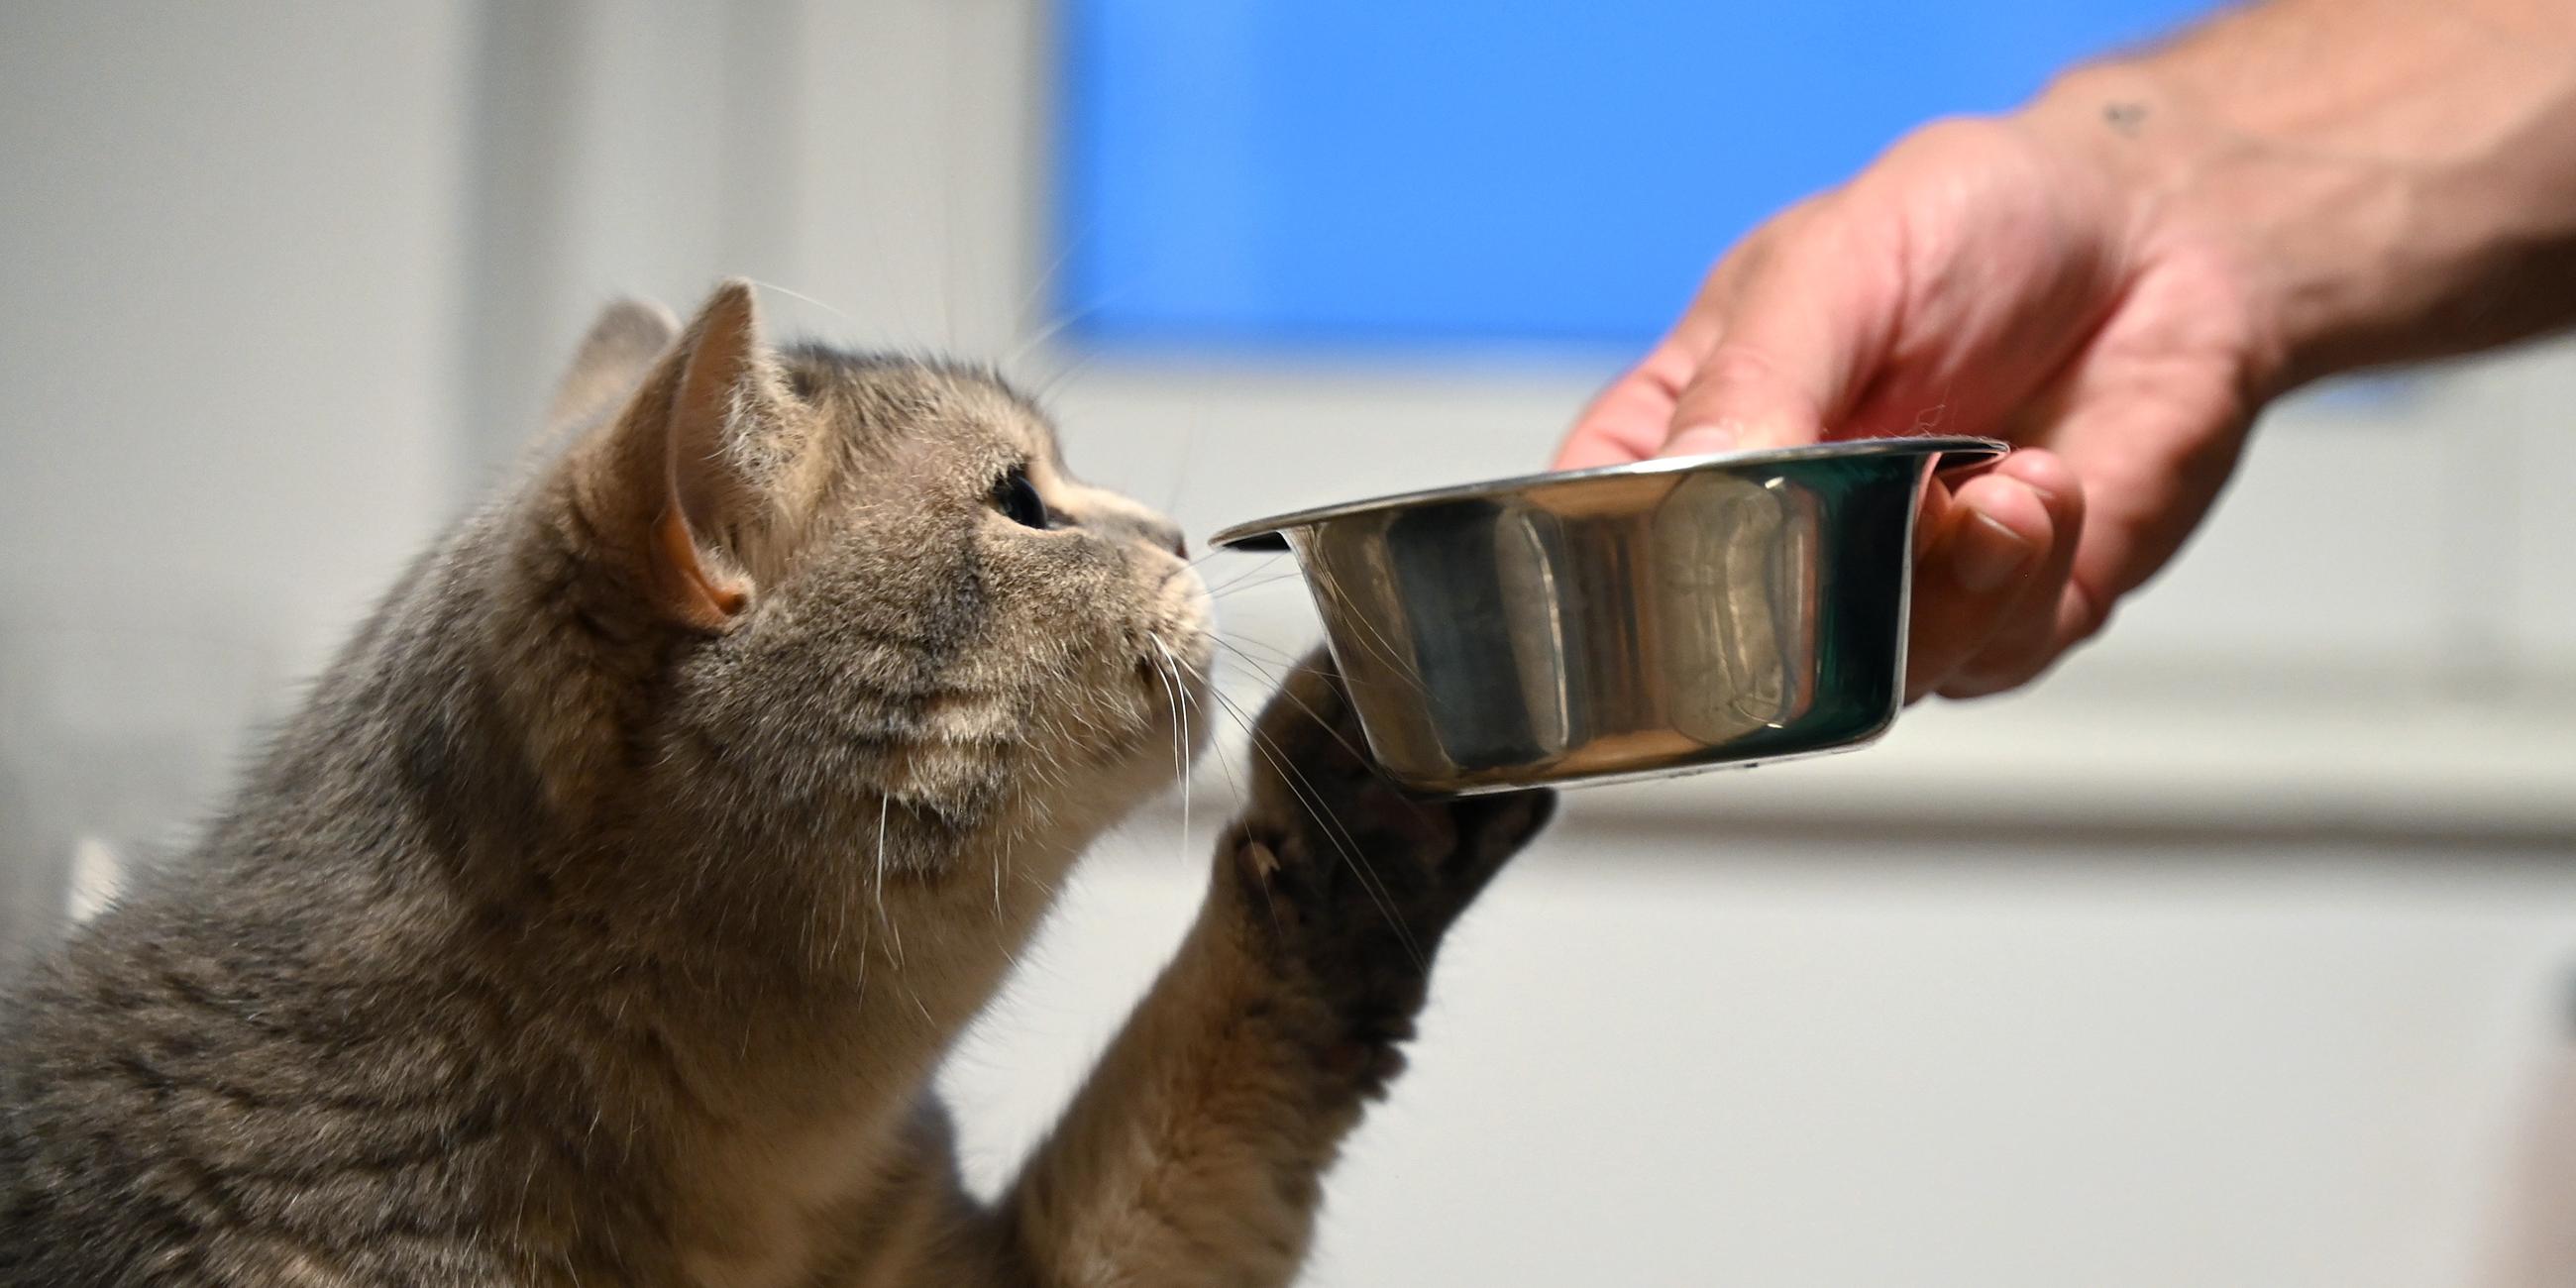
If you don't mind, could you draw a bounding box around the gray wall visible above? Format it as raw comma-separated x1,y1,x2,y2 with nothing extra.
2,3,2571,1284
0,1,472,959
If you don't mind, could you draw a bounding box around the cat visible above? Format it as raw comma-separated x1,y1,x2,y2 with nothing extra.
0,280,1555,1287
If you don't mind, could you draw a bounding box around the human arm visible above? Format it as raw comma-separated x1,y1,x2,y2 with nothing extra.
1556,0,2576,698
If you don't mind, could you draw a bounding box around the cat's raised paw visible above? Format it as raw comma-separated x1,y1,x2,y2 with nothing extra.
1220,648,1554,1010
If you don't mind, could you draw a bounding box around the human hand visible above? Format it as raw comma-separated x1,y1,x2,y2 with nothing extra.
1555,113,2276,699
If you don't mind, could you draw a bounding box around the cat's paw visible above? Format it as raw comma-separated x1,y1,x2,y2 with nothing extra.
1218,648,1554,1041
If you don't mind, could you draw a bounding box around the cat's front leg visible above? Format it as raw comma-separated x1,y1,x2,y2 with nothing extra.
997,650,1554,1287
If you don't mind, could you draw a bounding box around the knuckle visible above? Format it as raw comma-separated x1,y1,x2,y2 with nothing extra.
2061,580,2113,645
1946,584,2114,698
1885,115,2044,185
1677,343,1800,412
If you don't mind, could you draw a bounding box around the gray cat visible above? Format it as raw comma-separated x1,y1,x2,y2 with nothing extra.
0,282,1553,1287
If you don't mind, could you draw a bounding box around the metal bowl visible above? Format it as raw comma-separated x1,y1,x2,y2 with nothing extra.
1209,436,2007,794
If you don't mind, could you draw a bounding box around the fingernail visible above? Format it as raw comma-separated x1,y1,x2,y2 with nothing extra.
1949,512,2037,593
1664,424,1737,458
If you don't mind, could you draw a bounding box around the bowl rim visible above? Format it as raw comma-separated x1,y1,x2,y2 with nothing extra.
1209,434,2008,550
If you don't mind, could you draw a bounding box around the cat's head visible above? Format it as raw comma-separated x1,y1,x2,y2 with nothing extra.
499,281,1211,876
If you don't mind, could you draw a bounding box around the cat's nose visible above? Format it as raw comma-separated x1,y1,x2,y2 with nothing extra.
1145,521,1187,560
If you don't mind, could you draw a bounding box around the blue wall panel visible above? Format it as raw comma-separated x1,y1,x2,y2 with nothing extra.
1058,1,2216,352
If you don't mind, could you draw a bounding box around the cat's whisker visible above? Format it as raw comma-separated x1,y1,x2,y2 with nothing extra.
1164,641,1250,819
1211,629,1300,659
1010,249,1080,359
1182,546,1244,574
1202,684,1426,973
1005,205,1111,371
1208,572,1307,600
1143,638,1191,868
1211,634,1324,677
1192,685,1278,803
1013,269,1155,378
1206,687,1422,972
741,277,855,323
874,795,905,968
1026,349,1110,411
1202,556,1292,598
1304,561,1434,702
1157,640,1194,869
1205,646,1382,798
851,914,869,1000
1207,638,1335,697
1164,543,1265,586
1203,646,1289,696
1198,548,1284,584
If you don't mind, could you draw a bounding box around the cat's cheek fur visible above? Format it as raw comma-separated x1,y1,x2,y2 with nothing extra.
965,524,1209,785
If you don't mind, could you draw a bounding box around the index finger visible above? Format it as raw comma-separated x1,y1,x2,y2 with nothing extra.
1552,267,1738,470
1662,214,1900,456
1553,334,1709,470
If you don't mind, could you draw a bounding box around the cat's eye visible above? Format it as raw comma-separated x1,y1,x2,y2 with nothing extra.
991,466,1052,530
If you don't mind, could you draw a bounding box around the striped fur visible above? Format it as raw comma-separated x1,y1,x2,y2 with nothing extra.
0,283,1552,1287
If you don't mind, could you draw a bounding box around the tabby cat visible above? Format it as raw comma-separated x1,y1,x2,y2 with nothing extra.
0,282,1554,1287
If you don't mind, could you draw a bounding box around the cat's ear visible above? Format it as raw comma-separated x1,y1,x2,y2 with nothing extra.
548,297,679,435
577,279,799,631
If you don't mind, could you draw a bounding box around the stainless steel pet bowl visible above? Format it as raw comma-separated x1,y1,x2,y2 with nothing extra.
1210,436,2008,794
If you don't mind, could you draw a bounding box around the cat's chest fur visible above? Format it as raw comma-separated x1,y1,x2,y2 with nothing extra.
654,840,1083,1288
668,1100,905,1288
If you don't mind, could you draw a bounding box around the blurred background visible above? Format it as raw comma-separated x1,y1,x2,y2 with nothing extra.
4,2,2573,1284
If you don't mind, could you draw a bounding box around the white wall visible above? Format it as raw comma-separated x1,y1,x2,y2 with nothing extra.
2,2,2571,1284
945,819,2576,1288
0,0,473,959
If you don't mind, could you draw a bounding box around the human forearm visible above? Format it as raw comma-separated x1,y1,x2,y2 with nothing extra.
2027,0,2576,390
